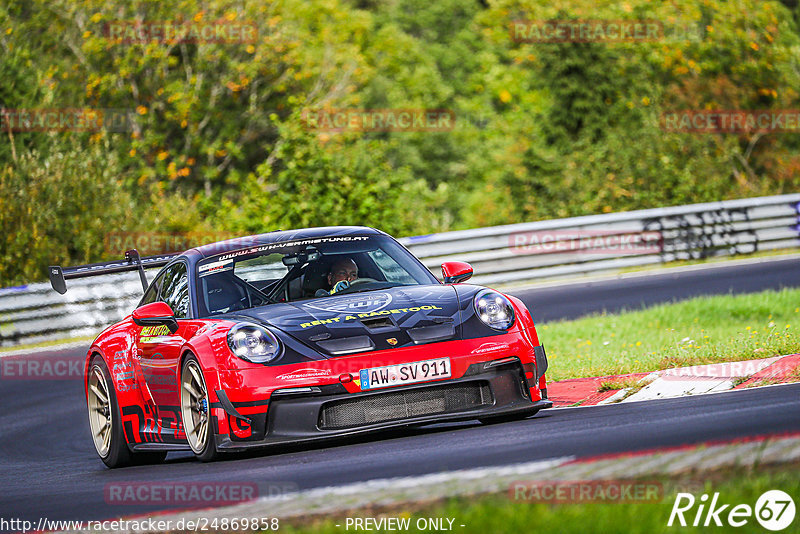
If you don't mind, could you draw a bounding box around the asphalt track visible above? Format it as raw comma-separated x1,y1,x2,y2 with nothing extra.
1,257,800,524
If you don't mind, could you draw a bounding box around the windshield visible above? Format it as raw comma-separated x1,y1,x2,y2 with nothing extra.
194,234,438,316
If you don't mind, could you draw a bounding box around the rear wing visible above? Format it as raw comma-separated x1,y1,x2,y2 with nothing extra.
48,249,178,295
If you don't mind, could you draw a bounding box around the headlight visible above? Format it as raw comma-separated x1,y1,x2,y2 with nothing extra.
226,322,282,363
474,290,515,330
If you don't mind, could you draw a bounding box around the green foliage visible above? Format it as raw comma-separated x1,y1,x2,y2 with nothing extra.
0,141,135,284
221,114,445,236
1,0,799,284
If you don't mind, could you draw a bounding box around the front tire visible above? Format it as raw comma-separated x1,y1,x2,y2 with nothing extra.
180,355,219,461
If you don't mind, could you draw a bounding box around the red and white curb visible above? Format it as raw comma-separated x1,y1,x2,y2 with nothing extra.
548,354,800,407
623,356,782,403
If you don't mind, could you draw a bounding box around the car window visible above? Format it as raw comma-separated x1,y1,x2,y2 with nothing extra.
139,273,163,307
194,234,438,316
159,262,190,319
234,253,288,284
368,249,417,284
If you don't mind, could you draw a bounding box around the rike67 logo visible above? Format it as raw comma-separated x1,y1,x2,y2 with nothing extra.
668,490,796,531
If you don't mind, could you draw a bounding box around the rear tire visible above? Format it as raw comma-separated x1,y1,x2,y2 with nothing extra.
180,355,219,462
88,358,169,468
87,358,133,468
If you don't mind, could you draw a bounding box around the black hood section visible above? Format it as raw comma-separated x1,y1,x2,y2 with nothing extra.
235,285,463,355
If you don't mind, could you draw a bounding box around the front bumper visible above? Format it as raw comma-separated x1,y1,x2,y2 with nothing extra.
213,359,552,451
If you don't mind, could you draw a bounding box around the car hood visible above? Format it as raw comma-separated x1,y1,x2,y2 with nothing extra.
234,285,463,355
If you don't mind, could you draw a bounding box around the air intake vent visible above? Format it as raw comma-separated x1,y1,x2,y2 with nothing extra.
360,316,395,330
408,323,455,344
319,382,493,429
316,335,375,355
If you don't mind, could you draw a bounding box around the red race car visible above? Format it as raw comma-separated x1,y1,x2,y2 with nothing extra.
49,227,551,467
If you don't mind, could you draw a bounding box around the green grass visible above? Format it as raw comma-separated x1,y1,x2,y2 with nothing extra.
537,288,800,381
598,376,647,392
279,461,800,534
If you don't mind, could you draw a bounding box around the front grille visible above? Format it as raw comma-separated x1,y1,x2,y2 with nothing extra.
319,382,493,430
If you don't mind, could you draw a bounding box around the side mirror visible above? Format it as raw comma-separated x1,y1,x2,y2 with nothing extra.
132,302,179,334
441,261,473,284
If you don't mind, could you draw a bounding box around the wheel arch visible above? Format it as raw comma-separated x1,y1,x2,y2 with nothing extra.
85,349,106,400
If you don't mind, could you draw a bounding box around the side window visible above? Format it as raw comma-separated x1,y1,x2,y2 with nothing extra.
159,262,190,319
139,274,163,307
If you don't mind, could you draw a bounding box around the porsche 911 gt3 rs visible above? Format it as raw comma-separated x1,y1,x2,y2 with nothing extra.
49,227,551,467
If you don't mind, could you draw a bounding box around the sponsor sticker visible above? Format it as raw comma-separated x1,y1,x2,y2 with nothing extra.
198,258,234,277
305,292,393,314
275,368,333,381
214,236,370,262
139,325,172,343
299,305,444,328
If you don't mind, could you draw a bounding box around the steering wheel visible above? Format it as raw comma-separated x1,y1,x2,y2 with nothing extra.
331,277,380,295
346,277,378,287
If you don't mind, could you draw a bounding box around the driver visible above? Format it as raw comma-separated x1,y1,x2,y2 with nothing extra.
316,258,358,296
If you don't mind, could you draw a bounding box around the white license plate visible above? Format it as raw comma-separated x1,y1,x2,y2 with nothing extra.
359,357,451,390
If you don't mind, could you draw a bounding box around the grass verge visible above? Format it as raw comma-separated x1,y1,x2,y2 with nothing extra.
538,288,800,381
0,335,95,354
280,460,800,534
597,376,648,392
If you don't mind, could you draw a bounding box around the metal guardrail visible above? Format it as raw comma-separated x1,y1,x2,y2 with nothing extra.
400,194,800,285
1,194,799,347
